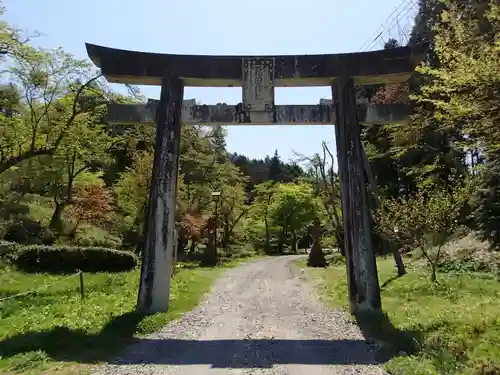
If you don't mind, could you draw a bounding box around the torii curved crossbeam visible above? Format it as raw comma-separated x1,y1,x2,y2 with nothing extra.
85,43,421,87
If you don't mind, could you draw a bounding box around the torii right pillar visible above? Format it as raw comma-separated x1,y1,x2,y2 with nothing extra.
332,76,381,314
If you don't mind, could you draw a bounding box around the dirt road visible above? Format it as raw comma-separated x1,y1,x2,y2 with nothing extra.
96,256,386,374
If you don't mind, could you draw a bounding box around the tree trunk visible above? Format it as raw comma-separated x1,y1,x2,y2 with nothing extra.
264,214,270,251
420,244,438,283
202,227,217,266
291,229,297,253
392,248,406,276
430,262,437,283
222,221,230,251
278,226,285,254
50,202,66,234
189,238,196,254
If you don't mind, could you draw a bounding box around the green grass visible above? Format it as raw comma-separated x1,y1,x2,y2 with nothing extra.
0,258,255,374
299,256,500,375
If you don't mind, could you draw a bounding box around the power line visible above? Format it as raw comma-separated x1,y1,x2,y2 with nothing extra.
365,1,417,50
359,0,413,51
364,0,417,50
360,0,418,51
359,0,410,50
379,1,417,48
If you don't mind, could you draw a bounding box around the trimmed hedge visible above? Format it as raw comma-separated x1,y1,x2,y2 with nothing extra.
9,245,137,274
0,240,21,263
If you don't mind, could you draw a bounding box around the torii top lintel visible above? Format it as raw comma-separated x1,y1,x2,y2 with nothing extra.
85,43,422,87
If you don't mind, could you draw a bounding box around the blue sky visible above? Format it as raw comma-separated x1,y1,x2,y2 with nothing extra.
4,0,413,163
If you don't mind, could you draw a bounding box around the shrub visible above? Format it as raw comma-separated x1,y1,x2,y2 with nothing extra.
307,220,327,268
73,224,122,248
307,239,327,267
437,233,500,276
0,240,22,263
3,218,54,245
13,245,137,274
219,243,257,261
0,218,11,239
375,182,471,282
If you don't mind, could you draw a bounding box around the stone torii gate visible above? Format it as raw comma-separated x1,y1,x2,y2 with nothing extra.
85,43,420,314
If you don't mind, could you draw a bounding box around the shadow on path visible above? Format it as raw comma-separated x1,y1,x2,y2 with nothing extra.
354,310,422,361
0,312,382,368
108,338,381,368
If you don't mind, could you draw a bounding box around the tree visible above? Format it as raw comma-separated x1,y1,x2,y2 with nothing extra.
251,181,277,252
375,181,470,282
43,114,112,233
68,184,113,234
411,0,499,247
268,182,322,253
211,164,249,252
472,152,500,249
207,124,228,164
114,150,153,246
415,0,499,155
297,142,344,254
307,218,328,267
0,40,108,175
229,150,304,194
0,3,39,60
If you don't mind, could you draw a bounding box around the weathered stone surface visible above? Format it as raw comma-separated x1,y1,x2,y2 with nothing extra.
242,58,275,111
136,77,184,314
332,77,381,313
85,43,423,87
86,41,419,317
106,100,411,125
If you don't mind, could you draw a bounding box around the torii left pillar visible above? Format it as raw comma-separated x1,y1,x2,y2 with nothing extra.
137,76,184,313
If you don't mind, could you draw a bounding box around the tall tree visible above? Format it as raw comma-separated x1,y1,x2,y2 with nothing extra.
0,44,108,174
268,182,322,253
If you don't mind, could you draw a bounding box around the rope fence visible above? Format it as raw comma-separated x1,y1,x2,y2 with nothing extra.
0,271,85,304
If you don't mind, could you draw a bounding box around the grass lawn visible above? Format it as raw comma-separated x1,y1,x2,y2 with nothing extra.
300,256,500,375
0,258,254,374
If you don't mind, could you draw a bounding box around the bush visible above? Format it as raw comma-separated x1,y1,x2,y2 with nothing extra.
3,218,54,245
219,243,257,261
307,239,327,267
437,233,500,276
0,240,21,263
73,224,122,248
307,220,327,268
0,218,11,239
12,245,137,273
375,182,471,282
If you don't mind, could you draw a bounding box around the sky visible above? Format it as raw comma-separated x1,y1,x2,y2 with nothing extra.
4,0,411,164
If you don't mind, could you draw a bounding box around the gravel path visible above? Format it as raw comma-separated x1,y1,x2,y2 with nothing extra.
95,256,386,375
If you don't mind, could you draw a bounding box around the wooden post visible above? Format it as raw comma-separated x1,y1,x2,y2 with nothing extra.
172,227,178,277
137,76,184,313
79,271,84,300
332,77,382,313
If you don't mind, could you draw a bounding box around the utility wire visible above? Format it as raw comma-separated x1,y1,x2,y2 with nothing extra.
0,272,80,303
364,0,416,50
365,1,418,51
359,0,413,50
361,0,418,51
